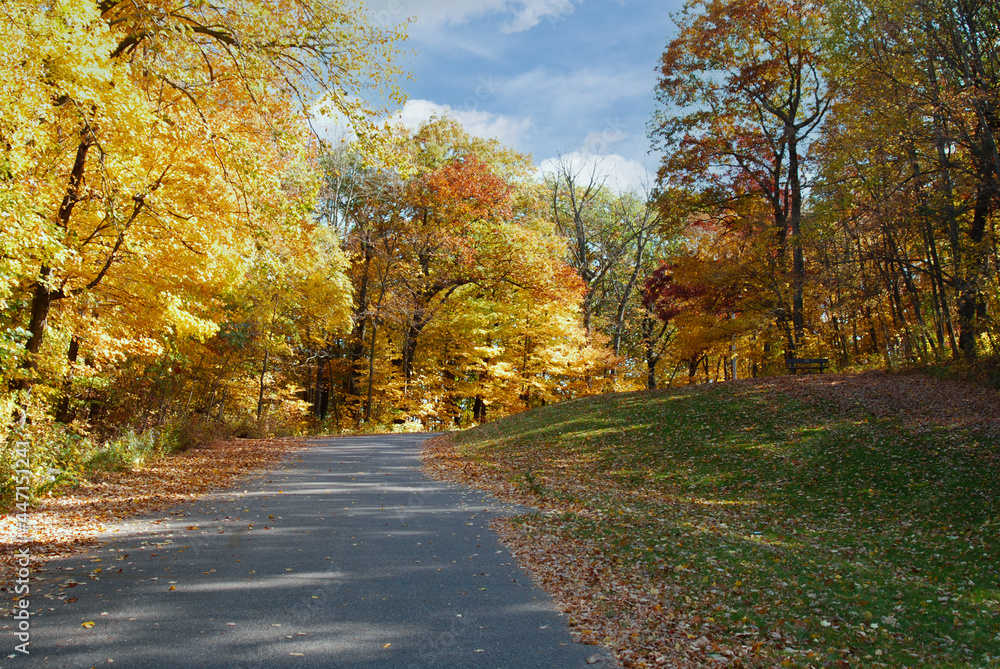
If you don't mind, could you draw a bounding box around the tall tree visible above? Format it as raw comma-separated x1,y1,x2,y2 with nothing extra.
545,157,669,388
0,0,400,428
815,0,1000,361
2,0,405,422
652,0,834,351
326,119,611,427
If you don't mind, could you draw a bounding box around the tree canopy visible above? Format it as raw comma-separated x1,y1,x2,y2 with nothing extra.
648,0,1000,379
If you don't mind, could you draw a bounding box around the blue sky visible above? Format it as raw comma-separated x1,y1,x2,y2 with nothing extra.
361,0,687,193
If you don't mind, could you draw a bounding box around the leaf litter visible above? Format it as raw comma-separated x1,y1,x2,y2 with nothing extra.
423,373,1000,668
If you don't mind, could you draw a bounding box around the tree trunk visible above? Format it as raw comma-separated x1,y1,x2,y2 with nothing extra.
366,321,378,422
958,170,995,359
788,134,806,346
256,348,269,421
18,134,93,391
314,353,325,419
216,390,227,422
688,357,699,382
612,221,650,358
347,247,372,397
328,359,341,428
55,335,81,423
473,395,487,423
400,320,424,390
641,315,657,390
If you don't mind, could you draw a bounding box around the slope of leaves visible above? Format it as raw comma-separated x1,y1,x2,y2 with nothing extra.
423,374,1000,668
0,438,304,588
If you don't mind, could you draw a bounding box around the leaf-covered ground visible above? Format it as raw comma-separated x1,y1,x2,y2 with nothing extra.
0,438,304,588
423,372,1000,668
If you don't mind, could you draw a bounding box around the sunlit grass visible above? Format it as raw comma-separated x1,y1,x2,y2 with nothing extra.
445,381,1000,668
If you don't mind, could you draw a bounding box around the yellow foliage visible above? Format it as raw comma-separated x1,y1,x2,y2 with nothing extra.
1,0,404,434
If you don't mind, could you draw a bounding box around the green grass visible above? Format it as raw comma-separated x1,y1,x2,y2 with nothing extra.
447,382,1000,668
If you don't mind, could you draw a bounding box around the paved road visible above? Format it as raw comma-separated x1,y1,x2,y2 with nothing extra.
5,434,614,668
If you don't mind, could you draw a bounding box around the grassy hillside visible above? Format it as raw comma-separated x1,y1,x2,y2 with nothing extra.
425,374,1000,668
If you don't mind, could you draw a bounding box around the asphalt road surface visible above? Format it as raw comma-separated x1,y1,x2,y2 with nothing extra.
5,434,615,668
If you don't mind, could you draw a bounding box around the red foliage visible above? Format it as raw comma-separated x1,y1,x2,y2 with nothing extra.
642,262,703,322
413,154,514,227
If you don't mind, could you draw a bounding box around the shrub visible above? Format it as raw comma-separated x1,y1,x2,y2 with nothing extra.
84,429,158,472
0,422,94,506
158,417,229,452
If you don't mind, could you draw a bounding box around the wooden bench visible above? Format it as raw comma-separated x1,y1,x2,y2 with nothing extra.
785,358,830,374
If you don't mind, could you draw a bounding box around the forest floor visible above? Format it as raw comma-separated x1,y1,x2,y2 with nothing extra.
423,372,1000,668
0,437,304,588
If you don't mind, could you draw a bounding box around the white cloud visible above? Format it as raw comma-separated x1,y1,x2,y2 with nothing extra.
365,0,577,34
501,0,577,33
385,0,505,27
502,67,652,117
538,151,657,196
307,98,533,151
392,99,534,148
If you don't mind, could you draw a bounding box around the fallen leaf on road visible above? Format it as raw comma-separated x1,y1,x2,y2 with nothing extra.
0,438,307,585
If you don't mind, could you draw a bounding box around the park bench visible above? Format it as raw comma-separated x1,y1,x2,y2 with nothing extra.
785,357,829,374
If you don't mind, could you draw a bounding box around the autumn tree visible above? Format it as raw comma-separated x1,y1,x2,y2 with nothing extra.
815,0,1000,362
652,0,834,352
321,119,610,427
648,0,1000,375
546,158,609,337
643,196,792,386
1,0,405,430
544,157,668,389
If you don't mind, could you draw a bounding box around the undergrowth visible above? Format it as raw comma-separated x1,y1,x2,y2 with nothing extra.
0,415,270,509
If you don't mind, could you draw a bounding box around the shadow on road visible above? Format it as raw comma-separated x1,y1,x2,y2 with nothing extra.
8,434,614,668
